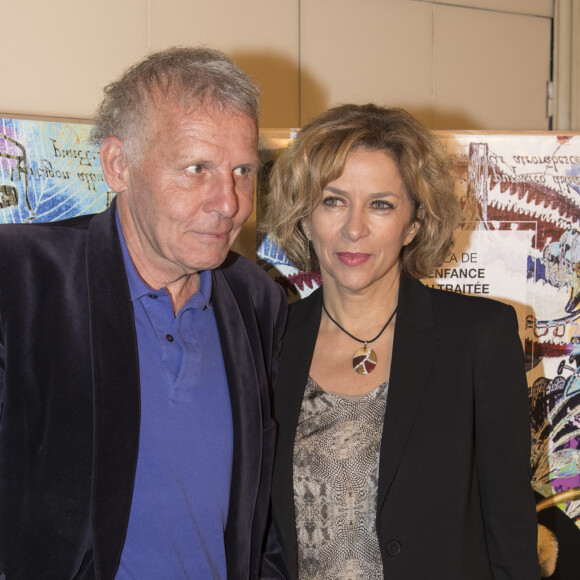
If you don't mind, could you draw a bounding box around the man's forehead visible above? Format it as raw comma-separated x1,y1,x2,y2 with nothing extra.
146,88,255,127
153,99,257,140
142,99,259,166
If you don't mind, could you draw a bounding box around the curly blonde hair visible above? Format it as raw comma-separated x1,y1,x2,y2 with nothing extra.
263,104,460,279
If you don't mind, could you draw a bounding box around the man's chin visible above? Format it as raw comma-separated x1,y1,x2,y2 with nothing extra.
184,249,231,273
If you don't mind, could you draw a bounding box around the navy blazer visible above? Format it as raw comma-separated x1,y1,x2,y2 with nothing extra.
269,280,540,579
0,202,287,580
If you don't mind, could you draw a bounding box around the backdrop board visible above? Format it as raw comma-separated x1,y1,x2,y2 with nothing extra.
257,129,580,578
0,115,257,258
0,117,110,223
3,117,580,578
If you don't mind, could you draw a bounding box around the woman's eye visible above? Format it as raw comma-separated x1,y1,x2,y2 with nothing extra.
372,200,393,210
322,196,342,207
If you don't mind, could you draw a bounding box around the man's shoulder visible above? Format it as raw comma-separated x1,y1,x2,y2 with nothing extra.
0,213,97,266
213,252,287,318
0,212,95,238
218,252,281,290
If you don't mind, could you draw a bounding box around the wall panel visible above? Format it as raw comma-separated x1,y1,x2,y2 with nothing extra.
0,0,559,131
0,0,148,120
149,0,300,127
300,0,433,126
433,5,552,130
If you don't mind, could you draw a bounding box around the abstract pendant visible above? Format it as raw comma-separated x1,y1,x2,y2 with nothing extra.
352,344,377,375
322,298,397,376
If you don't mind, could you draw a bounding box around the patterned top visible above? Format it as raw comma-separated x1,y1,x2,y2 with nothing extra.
293,377,389,579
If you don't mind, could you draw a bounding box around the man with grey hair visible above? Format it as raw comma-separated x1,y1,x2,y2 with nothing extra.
0,47,286,579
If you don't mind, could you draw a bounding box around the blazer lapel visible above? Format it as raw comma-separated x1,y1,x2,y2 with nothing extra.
211,266,262,578
377,277,440,512
271,289,322,579
86,201,141,580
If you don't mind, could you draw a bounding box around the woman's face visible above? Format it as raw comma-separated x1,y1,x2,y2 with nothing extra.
304,148,419,295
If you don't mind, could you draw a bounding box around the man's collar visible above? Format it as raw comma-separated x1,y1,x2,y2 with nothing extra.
115,209,212,308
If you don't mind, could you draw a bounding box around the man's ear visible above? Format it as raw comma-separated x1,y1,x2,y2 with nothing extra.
99,136,129,193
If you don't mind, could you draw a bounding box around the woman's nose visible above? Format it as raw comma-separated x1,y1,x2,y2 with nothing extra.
342,208,369,241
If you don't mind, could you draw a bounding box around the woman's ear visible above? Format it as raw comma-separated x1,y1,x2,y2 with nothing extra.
301,220,311,241
404,206,423,246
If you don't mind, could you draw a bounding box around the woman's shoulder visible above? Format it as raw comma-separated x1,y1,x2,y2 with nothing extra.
289,286,322,312
420,282,518,339
400,278,517,338
285,287,323,332
426,283,512,313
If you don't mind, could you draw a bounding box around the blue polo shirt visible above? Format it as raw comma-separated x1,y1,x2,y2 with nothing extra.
115,217,233,579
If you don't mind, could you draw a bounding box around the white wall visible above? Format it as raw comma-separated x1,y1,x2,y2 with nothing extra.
0,0,557,130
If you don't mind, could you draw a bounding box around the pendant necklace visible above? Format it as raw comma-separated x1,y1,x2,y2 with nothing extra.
322,298,397,375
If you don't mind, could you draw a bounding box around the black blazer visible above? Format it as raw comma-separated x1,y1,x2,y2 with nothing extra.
270,279,540,579
0,202,287,580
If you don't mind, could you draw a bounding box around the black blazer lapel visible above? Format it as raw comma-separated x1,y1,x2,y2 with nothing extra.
271,288,322,579
211,266,264,578
377,277,440,512
86,201,141,580
272,283,440,576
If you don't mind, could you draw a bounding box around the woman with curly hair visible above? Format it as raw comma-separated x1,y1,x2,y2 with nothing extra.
261,104,539,579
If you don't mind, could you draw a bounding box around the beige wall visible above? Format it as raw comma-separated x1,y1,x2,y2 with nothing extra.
0,0,558,130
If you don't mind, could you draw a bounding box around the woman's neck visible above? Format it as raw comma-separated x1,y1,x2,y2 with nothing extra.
320,274,401,332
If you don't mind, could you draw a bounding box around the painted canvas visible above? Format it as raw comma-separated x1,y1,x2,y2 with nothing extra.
0,117,111,224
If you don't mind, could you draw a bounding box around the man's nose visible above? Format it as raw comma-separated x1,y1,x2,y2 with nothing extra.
208,173,239,219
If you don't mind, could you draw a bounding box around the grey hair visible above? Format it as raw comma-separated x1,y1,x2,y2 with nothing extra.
90,46,260,163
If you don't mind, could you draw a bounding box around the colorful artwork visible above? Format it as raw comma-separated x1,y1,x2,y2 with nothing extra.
0,117,112,224
257,130,580,574
3,116,580,575
257,130,322,301
436,134,580,525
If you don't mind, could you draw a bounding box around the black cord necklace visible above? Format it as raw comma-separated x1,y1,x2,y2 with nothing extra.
322,298,397,375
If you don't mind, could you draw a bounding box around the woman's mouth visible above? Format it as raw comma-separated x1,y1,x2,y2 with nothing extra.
337,252,371,266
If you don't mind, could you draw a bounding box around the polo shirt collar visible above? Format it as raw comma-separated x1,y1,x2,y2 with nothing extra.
115,209,212,309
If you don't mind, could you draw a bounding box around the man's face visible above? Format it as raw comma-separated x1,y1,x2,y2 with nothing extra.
116,99,259,284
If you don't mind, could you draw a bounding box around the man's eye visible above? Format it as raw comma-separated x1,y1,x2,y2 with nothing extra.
234,166,253,177
186,164,204,174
